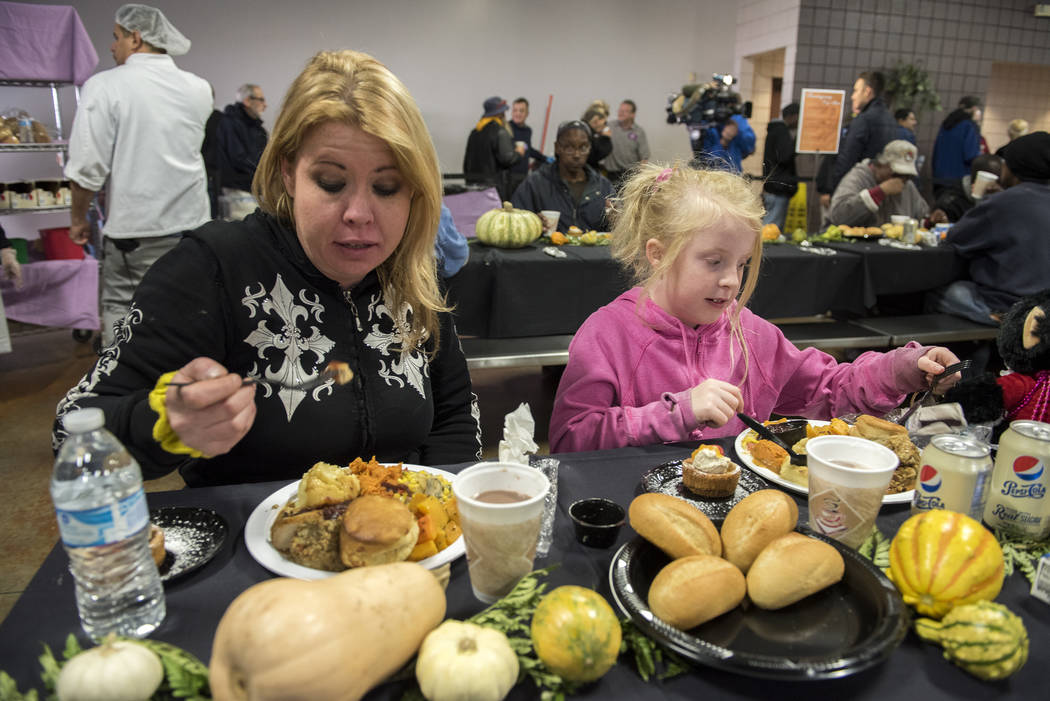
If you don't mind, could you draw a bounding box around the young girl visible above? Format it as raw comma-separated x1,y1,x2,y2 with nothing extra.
550,163,961,453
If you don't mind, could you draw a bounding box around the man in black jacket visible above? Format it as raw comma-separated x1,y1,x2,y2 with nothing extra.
463,96,525,200
217,83,268,219
761,102,799,230
830,71,897,193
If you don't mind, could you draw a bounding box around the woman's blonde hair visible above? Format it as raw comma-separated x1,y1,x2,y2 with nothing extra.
609,162,764,364
1008,118,1029,141
253,50,446,357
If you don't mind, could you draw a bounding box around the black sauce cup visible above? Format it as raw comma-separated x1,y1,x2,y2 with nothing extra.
569,498,626,549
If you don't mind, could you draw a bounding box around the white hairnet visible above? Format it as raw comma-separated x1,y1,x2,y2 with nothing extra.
114,4,191,56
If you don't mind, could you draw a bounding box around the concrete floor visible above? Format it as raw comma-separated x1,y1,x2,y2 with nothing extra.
0,324,556,626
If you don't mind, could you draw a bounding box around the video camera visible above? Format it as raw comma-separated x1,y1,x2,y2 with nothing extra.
666,73,752,129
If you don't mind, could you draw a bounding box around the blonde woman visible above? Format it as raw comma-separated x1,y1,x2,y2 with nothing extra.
55,50,481,486
549,163,960,452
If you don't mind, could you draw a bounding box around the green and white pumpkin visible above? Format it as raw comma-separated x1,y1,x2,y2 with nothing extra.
475,202,543,248
915,600,1029,681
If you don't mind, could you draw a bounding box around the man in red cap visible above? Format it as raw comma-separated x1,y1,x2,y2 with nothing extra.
462,96,526,199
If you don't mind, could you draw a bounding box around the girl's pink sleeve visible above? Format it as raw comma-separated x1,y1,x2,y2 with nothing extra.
770,335,929,418
549,334,698,453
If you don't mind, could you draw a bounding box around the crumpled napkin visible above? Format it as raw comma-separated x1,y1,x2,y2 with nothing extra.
498,402,539,464
907,402,968,435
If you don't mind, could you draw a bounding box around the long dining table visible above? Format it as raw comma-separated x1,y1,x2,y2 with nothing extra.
445,239,964,338
1,438,1044,699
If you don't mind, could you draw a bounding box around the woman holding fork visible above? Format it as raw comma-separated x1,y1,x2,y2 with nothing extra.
54,50,481,486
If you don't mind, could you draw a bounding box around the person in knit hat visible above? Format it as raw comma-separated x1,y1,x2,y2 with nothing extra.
926,131,1050,327
462,96,526,199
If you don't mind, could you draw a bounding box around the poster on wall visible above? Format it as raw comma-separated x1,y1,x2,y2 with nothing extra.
796,88,845,154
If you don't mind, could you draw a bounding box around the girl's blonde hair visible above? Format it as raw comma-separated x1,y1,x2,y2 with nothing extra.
609,162,764,365
253,50,446,356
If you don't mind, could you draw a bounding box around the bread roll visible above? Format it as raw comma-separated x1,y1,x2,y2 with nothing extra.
719,489,798,573
149,524,165,568
746,532,845,610
628,493,721,559
648,555,746,630
853,414,908,440
340,495,419,568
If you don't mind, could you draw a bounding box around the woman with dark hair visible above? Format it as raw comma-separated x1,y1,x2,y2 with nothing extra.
511,120,615,233
54,50,481,486
932,95,982,197
581,106,613,170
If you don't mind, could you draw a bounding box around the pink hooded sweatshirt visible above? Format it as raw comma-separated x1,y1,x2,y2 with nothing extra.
550,287,930,453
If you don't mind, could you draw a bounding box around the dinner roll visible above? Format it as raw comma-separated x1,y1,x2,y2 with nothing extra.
745,532,845,610
720,489,798,573
628,493,721,559
648,555,746,630
340,495,419,568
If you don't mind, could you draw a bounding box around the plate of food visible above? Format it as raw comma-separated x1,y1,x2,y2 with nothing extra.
149,506,228,583
640,445,771,520
244,459,465,580
608,531,908,679
733,416,917,504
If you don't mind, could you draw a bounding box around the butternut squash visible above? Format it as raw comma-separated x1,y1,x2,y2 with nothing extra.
209,562,446,701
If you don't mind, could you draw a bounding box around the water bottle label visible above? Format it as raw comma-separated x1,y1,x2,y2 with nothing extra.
55,489,149,548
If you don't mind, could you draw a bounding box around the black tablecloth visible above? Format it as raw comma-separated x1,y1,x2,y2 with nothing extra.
823,241,966,309
446,241,965,338
2,441,1045,699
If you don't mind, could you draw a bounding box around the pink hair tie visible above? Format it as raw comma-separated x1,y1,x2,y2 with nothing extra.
655,168,673,183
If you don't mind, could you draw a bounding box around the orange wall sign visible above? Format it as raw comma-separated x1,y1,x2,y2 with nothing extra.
797,88,846,154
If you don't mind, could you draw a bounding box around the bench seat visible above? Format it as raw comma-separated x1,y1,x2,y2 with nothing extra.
851,314,999,345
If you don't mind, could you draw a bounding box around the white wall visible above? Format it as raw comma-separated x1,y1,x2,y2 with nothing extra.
6,0,743,169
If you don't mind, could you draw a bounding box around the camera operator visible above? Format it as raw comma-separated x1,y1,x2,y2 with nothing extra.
668,76,754,173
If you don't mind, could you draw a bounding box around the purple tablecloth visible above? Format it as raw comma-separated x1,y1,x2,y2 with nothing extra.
0,258,98,329
0,2,98,85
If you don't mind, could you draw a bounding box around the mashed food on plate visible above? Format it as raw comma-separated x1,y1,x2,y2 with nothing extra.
269,458,461,571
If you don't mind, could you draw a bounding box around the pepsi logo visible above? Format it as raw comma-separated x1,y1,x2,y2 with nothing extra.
919,464,941,492
1013,456,1044,482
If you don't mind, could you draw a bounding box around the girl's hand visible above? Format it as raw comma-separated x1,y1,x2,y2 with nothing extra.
689,379,743,427
918,347,963,393
165,357,257,457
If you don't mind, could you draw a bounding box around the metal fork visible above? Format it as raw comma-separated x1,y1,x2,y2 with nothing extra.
896,359,973,426
168,362,352,393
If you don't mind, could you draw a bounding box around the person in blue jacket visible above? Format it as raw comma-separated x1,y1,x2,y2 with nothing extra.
696,114,755,173
932,96,982,197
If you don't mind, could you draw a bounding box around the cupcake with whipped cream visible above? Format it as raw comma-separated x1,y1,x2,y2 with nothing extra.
682,445,741,497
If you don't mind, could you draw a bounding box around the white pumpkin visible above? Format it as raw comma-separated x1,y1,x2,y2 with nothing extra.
56,638,164,701
415,620,519,701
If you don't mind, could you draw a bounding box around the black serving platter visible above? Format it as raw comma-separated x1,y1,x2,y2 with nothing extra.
640,460,769,520
150,506,228,584
608,530,909,680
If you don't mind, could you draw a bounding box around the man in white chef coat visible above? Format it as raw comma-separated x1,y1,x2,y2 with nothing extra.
65,4,211,348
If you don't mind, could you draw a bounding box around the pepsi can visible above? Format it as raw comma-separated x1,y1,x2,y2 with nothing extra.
983,420,1050,539
912,434,992,519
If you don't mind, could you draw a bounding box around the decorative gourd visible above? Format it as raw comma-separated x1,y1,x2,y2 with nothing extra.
915,601,1029,680
530,585,621,683
56,637,163,701
886,510,1004,618
761,223,781,241
209,562,446,701
415,620,519,701
475,202,543,248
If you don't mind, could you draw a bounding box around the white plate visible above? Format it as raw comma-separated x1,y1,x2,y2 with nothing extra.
244,464,465,580
733,422,914,505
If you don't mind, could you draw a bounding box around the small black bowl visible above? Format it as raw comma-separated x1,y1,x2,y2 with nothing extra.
569,498,626,549
765,418,809,448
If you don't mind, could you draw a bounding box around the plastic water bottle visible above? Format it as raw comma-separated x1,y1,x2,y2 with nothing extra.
50,408,165,641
